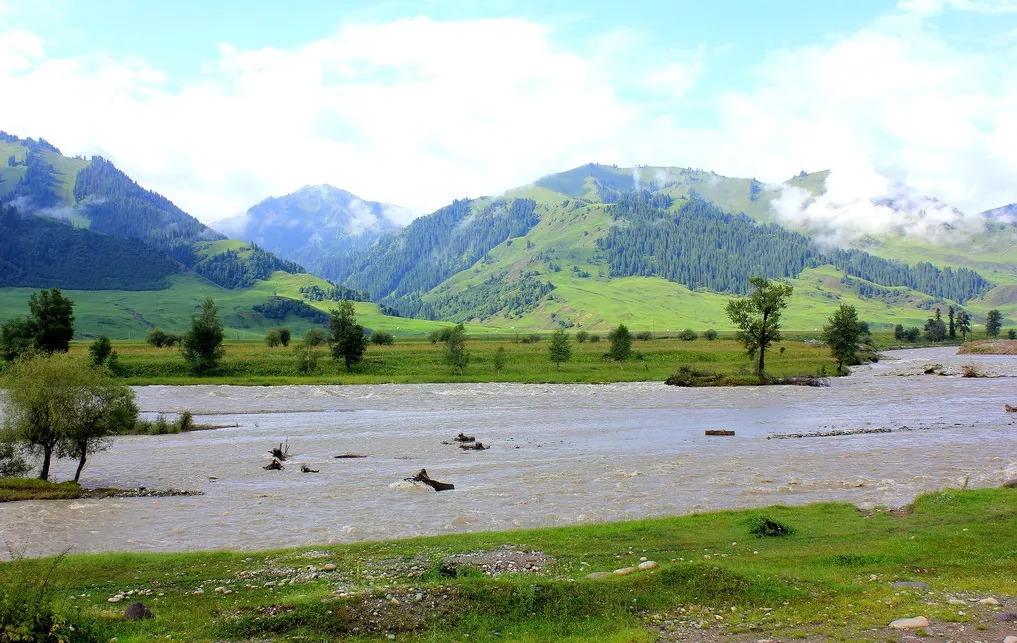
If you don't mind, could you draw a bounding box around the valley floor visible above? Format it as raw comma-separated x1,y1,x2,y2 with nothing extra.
75,337,843,385
2,488,1015,641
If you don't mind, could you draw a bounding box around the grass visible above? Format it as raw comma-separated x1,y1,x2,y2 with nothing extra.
56,335,841,385
0,477,81,502
2,487,1014,641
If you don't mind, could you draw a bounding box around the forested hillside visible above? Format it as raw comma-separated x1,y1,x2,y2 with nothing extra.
0,205,180,290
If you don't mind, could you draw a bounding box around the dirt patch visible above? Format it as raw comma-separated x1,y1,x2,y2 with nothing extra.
441,547,554,576
958,339,1017,355
329,586,461,636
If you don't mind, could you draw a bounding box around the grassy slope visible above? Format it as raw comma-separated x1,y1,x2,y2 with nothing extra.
425,195,945,331
0,272,461,340
67,336,838,385
3,488,1014,641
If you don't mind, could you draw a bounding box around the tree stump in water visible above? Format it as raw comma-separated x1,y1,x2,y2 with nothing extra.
264,458,284,470
408,468,454,491
453,433,475,443
269,440,290,460
300,464,319,473
459,441,490,450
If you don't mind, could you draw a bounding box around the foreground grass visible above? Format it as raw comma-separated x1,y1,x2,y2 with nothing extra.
0,477,81,502
61,336,843,385
2,488,1014,641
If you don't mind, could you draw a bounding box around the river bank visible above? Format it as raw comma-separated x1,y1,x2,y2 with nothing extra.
2,487,1014,641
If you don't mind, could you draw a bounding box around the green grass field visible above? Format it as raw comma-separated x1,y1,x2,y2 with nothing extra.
2,487,1014,641
66,335,841,385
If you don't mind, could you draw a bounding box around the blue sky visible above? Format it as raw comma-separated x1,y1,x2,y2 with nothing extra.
1,0,1015,232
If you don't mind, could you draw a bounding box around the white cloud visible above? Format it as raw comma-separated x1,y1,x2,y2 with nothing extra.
0,7,1014,243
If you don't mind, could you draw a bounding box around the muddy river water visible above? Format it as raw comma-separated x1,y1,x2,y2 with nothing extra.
1,347,1015,557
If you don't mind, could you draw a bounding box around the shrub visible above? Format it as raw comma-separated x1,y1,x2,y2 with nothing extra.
88,336,114,367
678,329,698,341
303,328,327,347
635,331,653,341
575,330,589,343
429,327,454,344
664,366,722,387
747,517,795,538
177,411,194,432
0,554,98,642
588,334,601,343
704,329,718,341
493,346,506,371
294,344,321,374
146,328,168,347
264,329,282,347
277,328,291,347
370,331,395,345
1009,329,1016,340
607,324,632,360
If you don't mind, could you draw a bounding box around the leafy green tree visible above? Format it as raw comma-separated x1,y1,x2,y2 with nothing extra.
0,317,36,362
635,330,653,341
0,441,30,477
986,309,1003,337
443,324,469,374
58,368,137,482
607,324,632,360
821,304,866,372
678,329,698,341
725,277,794,376
575,330,589,343
328,300,368,372
147,328,168,347
265,329,282,347
88,336,114,368
548,329,572,369
493,345,506,372
181,298,225,374
370,331,395,345
956,310,971,341
924,309,947,342
903,327,921,342
704,329,718,341
277,328,291,347
303,328,327,346
28,289,75,353
1008,329,1016,340
588,334,601,343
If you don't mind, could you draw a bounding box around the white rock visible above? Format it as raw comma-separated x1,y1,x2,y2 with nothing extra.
107,595,124,603
612,567,636,576
585,572,612,580
637,561,659,571
1002,636,1017,643
889,616,929,629
321,563,337,572
948,598,966,605
977,597,1000,605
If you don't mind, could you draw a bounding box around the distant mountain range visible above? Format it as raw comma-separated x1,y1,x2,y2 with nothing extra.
2,129,1015,337
212,185,407,279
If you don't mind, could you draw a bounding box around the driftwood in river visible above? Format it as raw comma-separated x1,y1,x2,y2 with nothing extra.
1005,404,1017,413
705,430,735,436
407,468,454,491
300,464,319,473
459,441,490,450
264,459,284,470
334,453,367,459
453,433,475,443
269,440,291,461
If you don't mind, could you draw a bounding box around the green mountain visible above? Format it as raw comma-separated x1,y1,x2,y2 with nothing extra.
0,132,428,338
331,164,1017,331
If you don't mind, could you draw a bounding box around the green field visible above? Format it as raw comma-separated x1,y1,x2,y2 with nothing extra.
58,335,839,385
2,487,1013,641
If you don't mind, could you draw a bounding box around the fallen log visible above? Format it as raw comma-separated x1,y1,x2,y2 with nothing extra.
705,429,735,436
407,468,454,492
263,458,284,470
334,453,367,459
460,441,490,450
300,464,319,473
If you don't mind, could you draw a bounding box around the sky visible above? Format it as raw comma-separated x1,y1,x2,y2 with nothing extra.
1,0,1016,227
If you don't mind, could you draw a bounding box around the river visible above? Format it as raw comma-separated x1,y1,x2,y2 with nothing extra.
1,347,1015,557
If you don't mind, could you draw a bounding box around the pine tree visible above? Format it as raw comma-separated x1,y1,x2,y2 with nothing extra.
948,306,956,338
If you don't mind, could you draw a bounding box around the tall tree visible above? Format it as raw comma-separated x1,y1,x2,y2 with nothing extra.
956,310,972,341
985,309,1003,337
725,277,794,376
27,289,75,354
443,324,469,374
548,329,572,370
328,300,368,372
607,324,632,361
947,306,956,339
924,313,947,342
181,298,225,374
0,317,36,362
822,304,866,372
58,369,137,482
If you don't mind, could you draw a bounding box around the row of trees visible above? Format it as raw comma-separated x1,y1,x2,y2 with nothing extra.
894,306,1006,343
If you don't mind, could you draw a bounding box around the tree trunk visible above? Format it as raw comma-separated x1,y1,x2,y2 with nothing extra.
757,347,765,376
39,445,53,481
74,450,87,483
